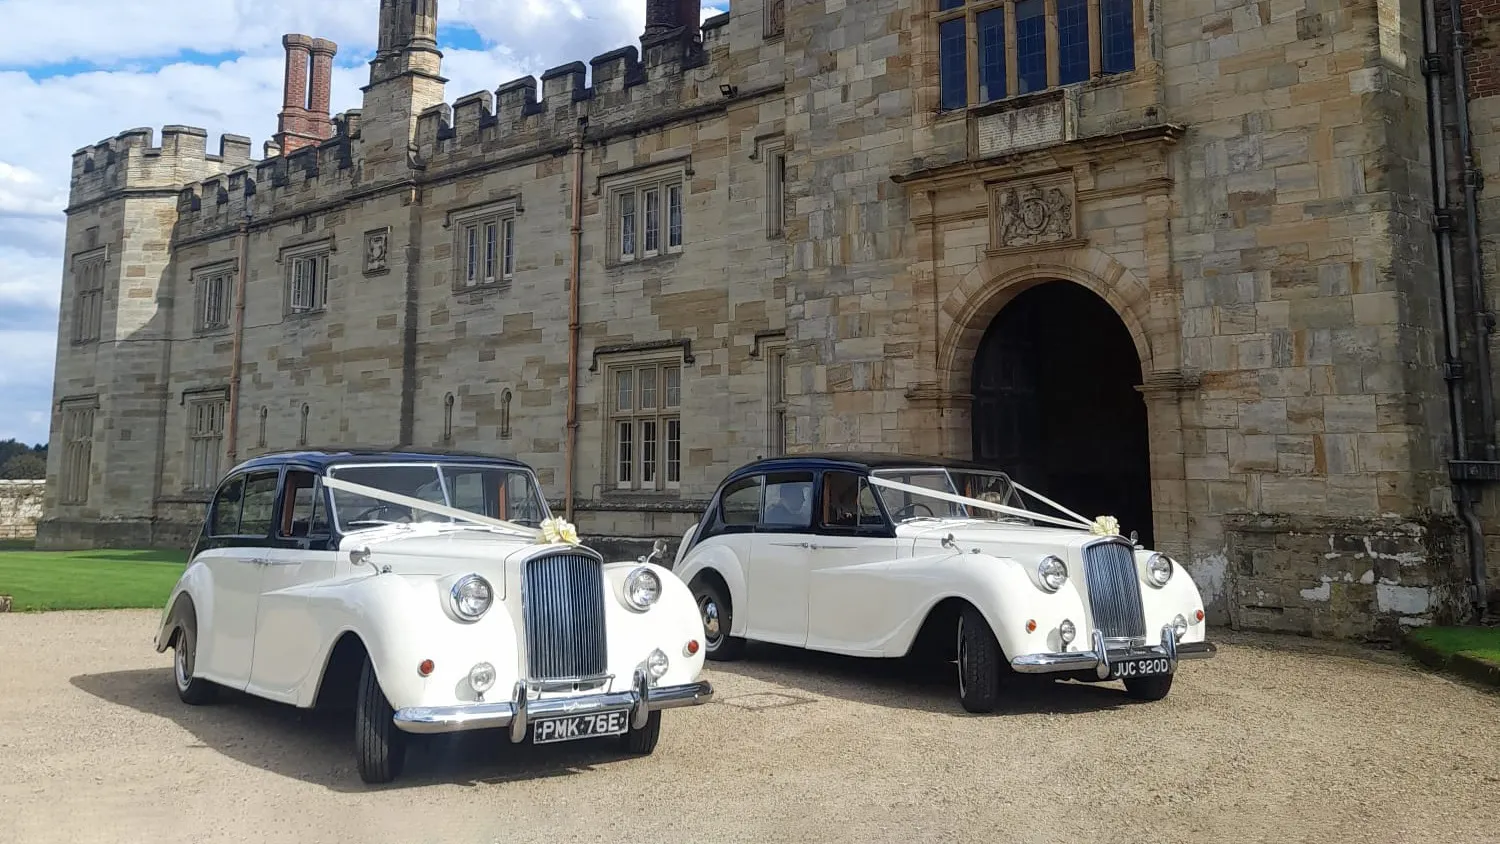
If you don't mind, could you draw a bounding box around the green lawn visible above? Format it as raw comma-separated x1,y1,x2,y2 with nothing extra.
1406,625,1500,665
0,542,187,612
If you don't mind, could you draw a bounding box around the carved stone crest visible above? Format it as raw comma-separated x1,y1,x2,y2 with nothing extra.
990,176,1077,251
765,0,785,37
363,227,390,275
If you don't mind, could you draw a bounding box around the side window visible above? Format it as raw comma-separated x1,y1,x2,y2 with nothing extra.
279,470,328,538
761,471,814,529
238,471,280,537
209,476,245,537
719,476,763,526
820,471,885,530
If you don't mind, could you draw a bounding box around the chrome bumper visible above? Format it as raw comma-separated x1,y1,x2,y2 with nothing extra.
1010,624,1217,679
391,668,714,737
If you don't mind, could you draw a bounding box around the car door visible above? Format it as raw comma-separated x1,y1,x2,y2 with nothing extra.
248,467,339,702
195,471,272,689
745,469,816,648
804,470,901,655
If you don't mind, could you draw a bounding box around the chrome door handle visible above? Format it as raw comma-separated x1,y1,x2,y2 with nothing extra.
249,557,272,565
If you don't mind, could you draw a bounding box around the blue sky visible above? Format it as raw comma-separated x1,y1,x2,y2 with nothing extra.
0,0,725,448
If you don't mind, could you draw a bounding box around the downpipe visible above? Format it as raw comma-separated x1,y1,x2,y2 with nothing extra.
225,213,251,466
564,117,587,523
1427,0,1490,619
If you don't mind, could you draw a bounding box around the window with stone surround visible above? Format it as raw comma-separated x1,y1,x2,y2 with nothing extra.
193,262,234,333
935,0,1135,111
285,245,330,314
765,341,790,456
607,166,686,265
451,200,518,290
71,248,107,345
606,358,683,492
58,399,96,505
186,396,227,492
765,0,785,38
759,137,787,239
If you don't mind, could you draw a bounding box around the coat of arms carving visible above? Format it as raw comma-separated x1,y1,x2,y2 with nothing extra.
364,227,390,275
992,178,1076,250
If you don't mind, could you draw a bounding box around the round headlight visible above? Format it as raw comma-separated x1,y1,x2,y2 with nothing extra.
1037,555,1068,592
646,648,669,680
1147,553,1174,587
1059,618,1077,645
624,566,662,611
469,661,496,693
1171,614,1188,641
450,574,493,621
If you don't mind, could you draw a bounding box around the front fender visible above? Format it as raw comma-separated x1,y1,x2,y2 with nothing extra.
671,540,748,638
154,561,212,653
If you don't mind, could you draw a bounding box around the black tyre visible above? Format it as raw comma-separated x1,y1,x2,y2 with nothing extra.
172,613,218,706
622,710,662,755
692,578,746,661
1123,673,1174,701
354,656,407,784
956,605,1004,713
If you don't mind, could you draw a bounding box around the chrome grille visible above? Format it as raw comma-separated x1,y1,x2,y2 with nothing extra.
1082,540,1147,640
521,551,608,681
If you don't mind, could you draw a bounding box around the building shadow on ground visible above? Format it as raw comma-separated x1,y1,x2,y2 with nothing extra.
705,640,1139,716
70,668,648,792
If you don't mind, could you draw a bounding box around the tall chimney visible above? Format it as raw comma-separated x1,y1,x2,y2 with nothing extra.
276,33,338,156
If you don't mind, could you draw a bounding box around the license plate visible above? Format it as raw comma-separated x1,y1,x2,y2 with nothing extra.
1108,657,1172,680
531,709,630,744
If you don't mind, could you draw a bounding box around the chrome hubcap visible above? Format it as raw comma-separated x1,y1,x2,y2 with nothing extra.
174,633,191,690
698,597,721,644
957,617,967,697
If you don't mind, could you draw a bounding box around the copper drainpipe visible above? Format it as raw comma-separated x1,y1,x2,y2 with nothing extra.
564,117,587,521
225,216,250,465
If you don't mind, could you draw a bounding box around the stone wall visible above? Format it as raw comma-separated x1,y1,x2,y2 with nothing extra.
0,481,46,539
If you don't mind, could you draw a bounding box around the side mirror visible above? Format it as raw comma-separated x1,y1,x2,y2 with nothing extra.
639,538,669,564
349,547,372,567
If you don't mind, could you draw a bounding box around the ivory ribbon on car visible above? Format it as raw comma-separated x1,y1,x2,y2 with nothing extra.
864,475,1120,536
322,475,544,540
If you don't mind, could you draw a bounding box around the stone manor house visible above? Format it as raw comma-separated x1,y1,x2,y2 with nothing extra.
42,0,1500,638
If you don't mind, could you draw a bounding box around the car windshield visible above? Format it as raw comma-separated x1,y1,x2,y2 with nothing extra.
869,467,1034,525
325,462,550,532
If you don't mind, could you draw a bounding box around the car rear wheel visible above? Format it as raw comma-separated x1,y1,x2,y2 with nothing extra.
1123,673,1174,701
354,656,407,784
621,710,662,755
956,605,1003,713
172,614,218,705
692,579,746,661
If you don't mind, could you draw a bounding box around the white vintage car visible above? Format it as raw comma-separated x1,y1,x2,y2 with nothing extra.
673,453,1215,711
153,448,713,784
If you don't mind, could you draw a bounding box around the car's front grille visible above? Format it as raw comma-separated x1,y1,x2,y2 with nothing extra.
521,551,608,682
1082,539,1147,640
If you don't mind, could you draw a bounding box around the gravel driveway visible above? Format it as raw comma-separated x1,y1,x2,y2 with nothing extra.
1,609,1496,844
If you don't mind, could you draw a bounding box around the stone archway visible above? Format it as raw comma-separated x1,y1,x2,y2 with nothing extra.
968,279,1155,547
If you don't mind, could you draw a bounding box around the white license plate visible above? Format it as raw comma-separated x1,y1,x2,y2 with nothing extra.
1108,657,1172,680
531,709,630,744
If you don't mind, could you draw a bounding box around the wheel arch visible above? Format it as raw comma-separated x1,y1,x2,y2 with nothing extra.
310,630,372,711
156,591,197,653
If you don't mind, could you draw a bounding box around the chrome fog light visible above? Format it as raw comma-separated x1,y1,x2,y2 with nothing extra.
624,566,663,611
469,661,496,693
646,648,670,680
1059,619,1077,645
450,574,493,621
1037,556,1068,592
1171,614,1188,641
1146,553,1174,588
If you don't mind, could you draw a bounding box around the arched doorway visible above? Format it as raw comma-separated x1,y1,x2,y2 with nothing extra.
969,280,1154,547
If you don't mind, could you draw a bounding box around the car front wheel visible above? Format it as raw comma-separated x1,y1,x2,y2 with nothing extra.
956,605,1004,713
692,579,746,661
1123,673,1174,701
622,710,662,755
354,656,407,784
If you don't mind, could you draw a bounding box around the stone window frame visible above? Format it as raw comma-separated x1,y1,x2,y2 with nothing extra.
70,245,108,346
191,259,236,335
57,395,98,505
282,240,332,317
764,0,785,39
763,339,790,456
602,351,684,494
603,162,688,267
184,389,229,493
449,198,521,293
933,0,1136,112
756,135,788,239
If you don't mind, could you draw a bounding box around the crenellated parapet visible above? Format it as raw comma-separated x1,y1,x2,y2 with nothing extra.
68,125,256,210
414,20,733,171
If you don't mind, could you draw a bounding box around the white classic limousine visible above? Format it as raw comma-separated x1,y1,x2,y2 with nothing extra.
153,448,713,784
672,453,1215,711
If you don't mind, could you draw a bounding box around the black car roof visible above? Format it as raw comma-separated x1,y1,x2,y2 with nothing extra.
225,445,532,476
721,451,998,484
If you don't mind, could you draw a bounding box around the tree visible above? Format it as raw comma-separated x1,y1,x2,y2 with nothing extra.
0,452,45,479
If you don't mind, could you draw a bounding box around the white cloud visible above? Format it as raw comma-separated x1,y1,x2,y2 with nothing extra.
0,0,704,447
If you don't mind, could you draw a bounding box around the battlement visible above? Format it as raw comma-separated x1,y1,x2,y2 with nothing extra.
68,125,257,209
415,20,732,169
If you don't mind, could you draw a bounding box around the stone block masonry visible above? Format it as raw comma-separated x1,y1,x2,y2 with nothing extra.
0,481,45,540
39,0,1497,639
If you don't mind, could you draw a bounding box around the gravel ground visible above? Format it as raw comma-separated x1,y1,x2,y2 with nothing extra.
1,609,1497,844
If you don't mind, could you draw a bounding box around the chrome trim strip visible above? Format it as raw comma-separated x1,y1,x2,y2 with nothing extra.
1011,624,1217,675
391,680,715,735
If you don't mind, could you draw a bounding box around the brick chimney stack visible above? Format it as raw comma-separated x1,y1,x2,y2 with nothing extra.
275,34,338,156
